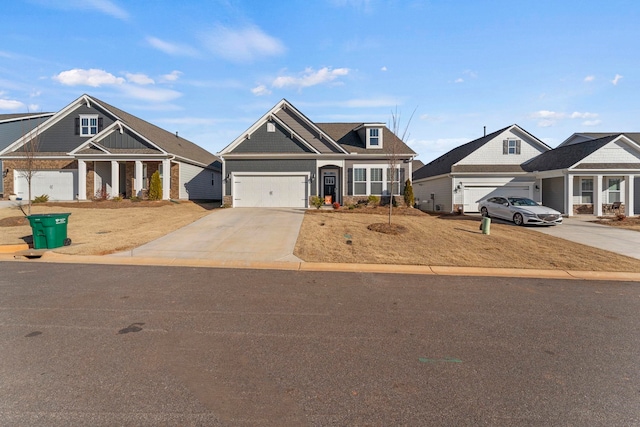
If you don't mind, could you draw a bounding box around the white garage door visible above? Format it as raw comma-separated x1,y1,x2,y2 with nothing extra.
14,169,78,201
463,186,530,212
234,174,308,208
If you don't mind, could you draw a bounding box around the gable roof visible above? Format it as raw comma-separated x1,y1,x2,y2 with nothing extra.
0,113,54,152
559,132,640,147
317,123,416,155
413,125,511,180
0,95,219,170
522,134,623,171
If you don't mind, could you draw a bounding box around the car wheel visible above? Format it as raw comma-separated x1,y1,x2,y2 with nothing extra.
513,213,524,226
480,207,489,218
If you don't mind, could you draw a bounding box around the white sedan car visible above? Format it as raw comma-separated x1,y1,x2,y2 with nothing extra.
478,196,563,226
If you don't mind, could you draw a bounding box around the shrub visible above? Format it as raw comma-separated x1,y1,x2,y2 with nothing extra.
130,196,141,202
148,170,162,200
367,195,380,206
404,179,415,207
33,194,49,203
616,213,627,221
333,201,340,210
112,195,123,202
310,195,323,209
94,187,110,201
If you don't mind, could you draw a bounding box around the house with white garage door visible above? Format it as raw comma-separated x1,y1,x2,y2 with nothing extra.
218,99,416,208
413,125,551,213
0,94,221,202
522,133,639,217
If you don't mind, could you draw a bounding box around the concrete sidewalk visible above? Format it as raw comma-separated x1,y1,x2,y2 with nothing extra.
111,208,305,262
531,216,640,260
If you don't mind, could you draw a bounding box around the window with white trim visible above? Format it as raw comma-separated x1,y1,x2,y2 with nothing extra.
607,178,621,203
503,139,521,155
80,114,98,136
354,168,367,195
581,178,593,204
366,127,383,149
370,168,383,195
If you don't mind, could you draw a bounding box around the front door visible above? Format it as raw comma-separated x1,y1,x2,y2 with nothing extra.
324,175,336,203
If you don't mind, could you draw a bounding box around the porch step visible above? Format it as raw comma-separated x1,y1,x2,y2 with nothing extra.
319,204,335,210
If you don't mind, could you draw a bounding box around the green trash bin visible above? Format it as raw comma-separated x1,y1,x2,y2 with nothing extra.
26,213,72,249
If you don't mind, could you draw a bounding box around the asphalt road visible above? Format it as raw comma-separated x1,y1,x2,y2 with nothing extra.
0,262,638,426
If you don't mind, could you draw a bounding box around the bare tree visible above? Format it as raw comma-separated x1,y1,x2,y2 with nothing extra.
18,120,41,216
386,107,416,224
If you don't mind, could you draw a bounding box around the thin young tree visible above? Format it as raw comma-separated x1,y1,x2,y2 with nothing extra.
18,120,41,216
386,107,416,224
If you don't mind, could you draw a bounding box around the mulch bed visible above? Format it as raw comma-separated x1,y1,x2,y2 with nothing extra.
39,200,177,209
0,216,28,227
309,206,428,216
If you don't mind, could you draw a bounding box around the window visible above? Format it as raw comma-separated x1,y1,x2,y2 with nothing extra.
608,178,621,203
370,168,383,195
387,167,402,195
503,139,521,155
354,168,367,195
581,178,593,204
80,114,98,136
369,128,379,146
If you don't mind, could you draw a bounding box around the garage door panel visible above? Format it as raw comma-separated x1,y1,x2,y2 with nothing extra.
14,169,78,201
234,175,308,208
463,186,529,212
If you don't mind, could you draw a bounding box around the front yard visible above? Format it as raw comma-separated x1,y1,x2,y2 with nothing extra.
294,207,640,272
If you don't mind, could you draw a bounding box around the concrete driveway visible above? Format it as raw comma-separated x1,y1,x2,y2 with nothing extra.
112,208,305,262
530,216,640,260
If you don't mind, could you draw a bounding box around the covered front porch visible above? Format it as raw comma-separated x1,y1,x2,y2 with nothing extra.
76,158,174,200
564,174,636,217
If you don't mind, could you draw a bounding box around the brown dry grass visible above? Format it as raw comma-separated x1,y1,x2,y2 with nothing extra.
594,216,640,231
294,208,640,272
0,200,217,255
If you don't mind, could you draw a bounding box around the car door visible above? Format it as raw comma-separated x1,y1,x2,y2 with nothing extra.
491,197,510,219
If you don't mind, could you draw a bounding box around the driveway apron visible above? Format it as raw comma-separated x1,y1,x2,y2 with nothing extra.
112,208,305,262
530,216,640,260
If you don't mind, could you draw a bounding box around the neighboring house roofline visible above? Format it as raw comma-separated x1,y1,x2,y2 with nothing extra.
0,112,54,124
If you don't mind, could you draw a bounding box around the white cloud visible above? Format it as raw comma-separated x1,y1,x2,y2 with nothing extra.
612,74,623,85
419,114,444,123
160,70,182,82
454,78,464,83
28,104,40,111
122,85,182,103
570,111,598,119
381,66,387,72
146,36,199,57
53,68,125,87
125,73,154,85
410,137,469,162
530,110,565,120
0,99,25,110
584,75,595,82
463,70,478,78
85,0,128,20
251,84,271,96
582,119,602,126
201,25,285,62
271,67,349,90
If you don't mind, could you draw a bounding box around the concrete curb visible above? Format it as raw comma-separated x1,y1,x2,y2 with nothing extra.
0,250,639,282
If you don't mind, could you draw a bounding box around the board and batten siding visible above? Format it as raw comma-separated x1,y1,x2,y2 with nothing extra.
179,162,220,200
458,129,546,166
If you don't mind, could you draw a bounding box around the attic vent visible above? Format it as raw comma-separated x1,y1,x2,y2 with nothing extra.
267,123,275,132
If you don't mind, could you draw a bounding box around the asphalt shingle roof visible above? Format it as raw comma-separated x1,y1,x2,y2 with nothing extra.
522,134,620,172
316,123,416,155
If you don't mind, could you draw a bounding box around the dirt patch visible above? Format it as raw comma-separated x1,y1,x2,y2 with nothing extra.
367,223,408,235
0,201,218,255
294,211,640,272
0,216,28,227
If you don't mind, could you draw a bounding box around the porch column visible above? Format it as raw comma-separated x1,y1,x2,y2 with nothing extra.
134,161,143,198
594,174,603,217
111,161,120,198
565,174,574,216
78,159,87,200
162,159,171,200
625,175,635,216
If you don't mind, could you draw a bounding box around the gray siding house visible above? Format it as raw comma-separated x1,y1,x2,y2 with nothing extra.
0,94,221,201
218,99,416,208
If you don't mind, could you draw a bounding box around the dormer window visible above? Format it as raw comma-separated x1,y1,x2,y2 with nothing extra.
79,114,99,136
366,127,383,149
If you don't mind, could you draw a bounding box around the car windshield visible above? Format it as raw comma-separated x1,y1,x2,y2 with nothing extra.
508,197,538,206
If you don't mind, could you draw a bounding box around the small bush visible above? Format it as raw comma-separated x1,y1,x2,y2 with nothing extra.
130,196,141,202
367,195,380,206
112,195,123,202
310,196,323,209
148,170,162,201
33,194,49,203
616,213,627,221
403,179,415,207
333,201,340,210
94,187,110,201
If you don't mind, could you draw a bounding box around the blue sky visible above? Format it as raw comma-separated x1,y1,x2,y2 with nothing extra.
1,0,639,163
